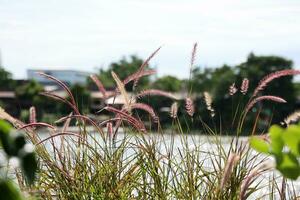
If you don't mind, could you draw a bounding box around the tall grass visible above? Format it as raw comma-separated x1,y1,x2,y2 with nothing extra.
0,45,299,199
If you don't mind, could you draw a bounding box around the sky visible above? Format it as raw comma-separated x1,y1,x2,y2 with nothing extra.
0,0,300,79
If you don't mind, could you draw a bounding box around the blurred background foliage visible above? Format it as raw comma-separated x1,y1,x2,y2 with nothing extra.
0,120,37,199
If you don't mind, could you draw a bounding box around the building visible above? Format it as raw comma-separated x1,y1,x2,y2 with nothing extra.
27,69,90,86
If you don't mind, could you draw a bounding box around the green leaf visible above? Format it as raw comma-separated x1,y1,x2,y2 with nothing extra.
276,152,300,180
13,134,26,153
269,125,284,155
0,120,11,135
0,120,12,155
0,180,24,200
5,132,27,157
249,137,269,154
20,151,37,185
282,125,300,156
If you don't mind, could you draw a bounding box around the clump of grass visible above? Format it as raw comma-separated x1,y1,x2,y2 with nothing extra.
0,45,300,199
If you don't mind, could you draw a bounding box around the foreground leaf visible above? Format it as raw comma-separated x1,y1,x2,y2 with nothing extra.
0,180,24,200
269,125,284,155
282,125,300,156
20,151,37,185
249,137,269,154
276,152,300,180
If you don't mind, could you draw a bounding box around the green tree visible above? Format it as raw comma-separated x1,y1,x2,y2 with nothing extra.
152,76,182,92
190,68,215,94
0,67,15,91
14,80,48,121
15,80,43,108
15,81,91,120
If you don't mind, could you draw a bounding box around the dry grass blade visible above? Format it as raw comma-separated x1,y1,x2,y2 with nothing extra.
239,170,260,200
170,102,178,119
62,113,72,132
36,131,83,146
282,110,300,126
99,117,122,126
240,78,249,95
280,178,286,200
29,106,37,124
137,89,178,100
185,97,195,117
188,42,198,85
111,71,131,110
54,114,103,134
90,74,107,98
239,165,270,200
190,42,198,69
60,112,72,153
40,92,80,115
133,46,161,88
252,69,300,98
123,69,156,85
104,106,146,133
245,95,287,114
220,152,240,190
19,122,56,130
229,83,238,96
106,122,114,138
37,72,76,106
203,91,215,117
131,103,158,123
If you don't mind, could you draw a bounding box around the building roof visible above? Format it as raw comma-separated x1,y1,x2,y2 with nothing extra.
27,68,91,74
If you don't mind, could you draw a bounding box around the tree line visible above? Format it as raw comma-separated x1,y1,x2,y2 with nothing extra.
0,53,299,134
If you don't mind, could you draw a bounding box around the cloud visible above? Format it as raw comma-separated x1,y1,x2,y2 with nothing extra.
0,0,299,79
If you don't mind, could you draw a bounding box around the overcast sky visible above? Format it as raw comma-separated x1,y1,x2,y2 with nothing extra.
0,0,300,79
